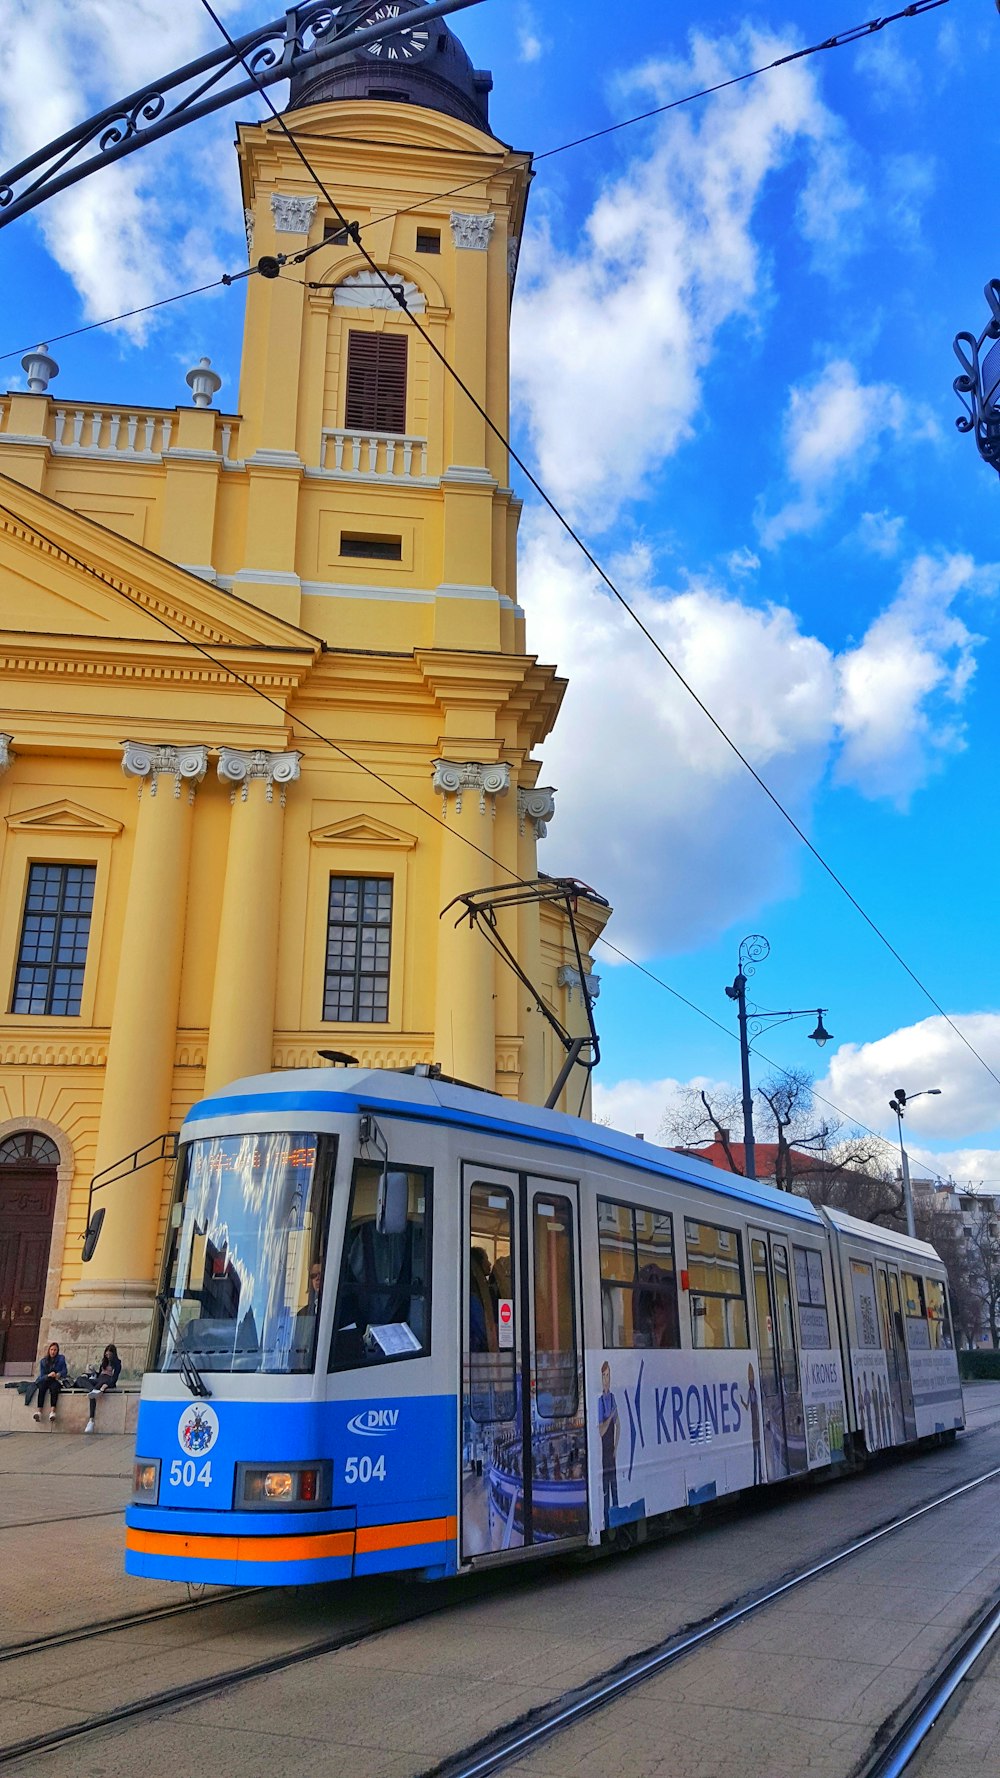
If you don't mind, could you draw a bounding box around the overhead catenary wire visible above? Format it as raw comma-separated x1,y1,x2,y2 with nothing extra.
0,492,900,1159
0,0,951,362
194,0,1000,1103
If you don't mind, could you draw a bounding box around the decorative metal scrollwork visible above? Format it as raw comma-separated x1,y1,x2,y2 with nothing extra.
738,933,770,979
0,0,480,229
953,280,1000,477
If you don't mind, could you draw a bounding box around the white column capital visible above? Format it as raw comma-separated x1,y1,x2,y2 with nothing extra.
270,192,317,235
0,734,13,773
121,741,208,798
432,759,510,817
557,965,600,1005
518,785,556,839
450,211,495,252
217,747,302,803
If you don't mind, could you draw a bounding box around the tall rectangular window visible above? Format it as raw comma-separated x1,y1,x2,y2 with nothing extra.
685,1218,749,1350
345,330,408,432
323,876,392,1022
598,1197,678,1349
12,864,96,1016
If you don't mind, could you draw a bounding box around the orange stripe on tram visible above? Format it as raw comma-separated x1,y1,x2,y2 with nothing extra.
355,1515,457,1554
126,1527,354,1563
126,1516,457,1563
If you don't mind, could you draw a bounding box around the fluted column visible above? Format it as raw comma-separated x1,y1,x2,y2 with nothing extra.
516,787,556,1105
432,760,509,1089
77,741,208,1300
203,749,301,1095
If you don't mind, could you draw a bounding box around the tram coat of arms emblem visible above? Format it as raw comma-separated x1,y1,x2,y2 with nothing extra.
177,1403,220,1455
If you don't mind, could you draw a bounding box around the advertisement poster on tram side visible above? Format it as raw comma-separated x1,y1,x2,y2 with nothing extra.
849,1350,895,1450
907,1347,963,1437
585,1348,765,1534
799,1348,847,1468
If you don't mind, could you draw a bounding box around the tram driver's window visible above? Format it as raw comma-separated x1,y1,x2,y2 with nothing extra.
598,1198,679,1349
330,1163,431,1369
902,1271,931,1350
685,1219,749,1349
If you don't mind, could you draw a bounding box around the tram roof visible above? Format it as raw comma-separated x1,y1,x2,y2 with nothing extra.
184,1066,828,1226
821,1204,941,1264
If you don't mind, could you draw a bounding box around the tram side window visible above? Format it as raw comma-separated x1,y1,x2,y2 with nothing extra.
850,1258,882,1348
793,1245,831,1348
925,1277,953,1350
903,1271,931,1350
533,1195,578,1418
469,1184,516,1423
330,1163,431,1369
598,1198,679,1349
685,1219,749,1350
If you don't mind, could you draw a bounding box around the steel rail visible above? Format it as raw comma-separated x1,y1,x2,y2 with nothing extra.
861,1592,1000,1778
0,1585,260,1664
422,1460,1000,1778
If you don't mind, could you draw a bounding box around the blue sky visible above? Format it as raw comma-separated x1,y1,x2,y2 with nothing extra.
1,0,998,1180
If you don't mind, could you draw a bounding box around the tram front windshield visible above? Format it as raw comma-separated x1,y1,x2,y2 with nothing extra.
153,1131,333,1375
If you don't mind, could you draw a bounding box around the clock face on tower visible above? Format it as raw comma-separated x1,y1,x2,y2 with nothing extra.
356,2,434,63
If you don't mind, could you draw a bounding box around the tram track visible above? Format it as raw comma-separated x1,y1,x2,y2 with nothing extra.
1,1452,998,1773
855,1586,1000,1778
414,1458,1000,1778
0,1585,260,1664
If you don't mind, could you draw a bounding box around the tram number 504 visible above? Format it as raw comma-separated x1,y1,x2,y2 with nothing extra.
344,1454,385,1485
168,1458,213,1487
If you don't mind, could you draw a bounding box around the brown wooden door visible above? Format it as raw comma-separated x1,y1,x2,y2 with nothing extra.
0,1172,56,1368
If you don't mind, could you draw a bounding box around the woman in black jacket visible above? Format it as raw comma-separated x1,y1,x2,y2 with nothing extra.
85,1345,121,1433
31,1343,68,1422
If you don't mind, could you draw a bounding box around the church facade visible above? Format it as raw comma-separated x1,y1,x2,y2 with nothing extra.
0,18,609,1372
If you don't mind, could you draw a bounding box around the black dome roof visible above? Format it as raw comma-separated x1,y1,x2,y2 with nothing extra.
288,10,493,132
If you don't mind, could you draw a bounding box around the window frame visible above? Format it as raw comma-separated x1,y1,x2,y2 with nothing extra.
344,328,408,433
322,874,393,1024
597,1195,680,1351
684,1216,750,1350
11,861,97,1017
329,1159,433,1372
792,1243,831,1349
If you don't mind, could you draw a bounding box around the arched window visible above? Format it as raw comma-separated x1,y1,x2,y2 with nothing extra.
0,1132,59,1167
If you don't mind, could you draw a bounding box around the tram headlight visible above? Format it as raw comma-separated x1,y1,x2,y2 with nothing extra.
237,1462,329,1509
132,1459,160,1502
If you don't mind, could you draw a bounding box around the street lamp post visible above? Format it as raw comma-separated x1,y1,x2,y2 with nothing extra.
725,935,833,1182
888,1087,942,1239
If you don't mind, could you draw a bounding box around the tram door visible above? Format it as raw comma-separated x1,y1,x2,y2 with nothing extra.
877,1263,916,1443
461,1168,587,1562
748,1230,806,1480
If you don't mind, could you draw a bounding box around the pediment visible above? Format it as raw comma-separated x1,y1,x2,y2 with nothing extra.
309,814,417,850
6,798,123,836
0,472,318,656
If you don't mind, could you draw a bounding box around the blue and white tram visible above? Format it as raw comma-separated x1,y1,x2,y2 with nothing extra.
126,1067,965,1587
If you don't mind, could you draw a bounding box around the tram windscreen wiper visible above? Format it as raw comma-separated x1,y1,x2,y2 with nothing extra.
155,1292,212,1398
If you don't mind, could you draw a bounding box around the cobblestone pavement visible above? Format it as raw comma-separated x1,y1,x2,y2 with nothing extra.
3,1385,1000,1778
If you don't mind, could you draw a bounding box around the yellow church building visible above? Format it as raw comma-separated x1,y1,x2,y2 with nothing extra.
0,15,610,1374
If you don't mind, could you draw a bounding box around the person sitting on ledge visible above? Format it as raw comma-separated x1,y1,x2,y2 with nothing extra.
30,1342,67,1423
85,1344,121,1433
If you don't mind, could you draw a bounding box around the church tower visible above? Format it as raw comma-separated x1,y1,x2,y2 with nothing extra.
0,6,610,1375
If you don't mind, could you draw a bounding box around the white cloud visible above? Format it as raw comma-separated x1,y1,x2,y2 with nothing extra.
525,517,995,951
818,1014,1000,1146
725,545,760,578
592,1073,732,1141
511,27,869,525
0,1,254,340
834,551,996,801
856,510,905,558
516,8,546,63
758,359,933,547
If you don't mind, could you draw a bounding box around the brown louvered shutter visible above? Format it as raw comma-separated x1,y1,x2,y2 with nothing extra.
345,331,408,432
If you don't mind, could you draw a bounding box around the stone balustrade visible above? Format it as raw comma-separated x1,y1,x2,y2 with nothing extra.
322,427,429,480
0,399,241,464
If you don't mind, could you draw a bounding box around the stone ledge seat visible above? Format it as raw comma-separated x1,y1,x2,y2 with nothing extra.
1,1380,139,1435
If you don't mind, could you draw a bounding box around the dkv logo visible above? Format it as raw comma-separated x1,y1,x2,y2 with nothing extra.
347,1407,400,1437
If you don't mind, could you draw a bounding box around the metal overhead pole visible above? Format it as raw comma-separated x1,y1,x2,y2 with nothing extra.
0,0,483,229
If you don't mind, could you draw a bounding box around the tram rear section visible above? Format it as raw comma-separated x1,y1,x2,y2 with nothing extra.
123,1066,964,1589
